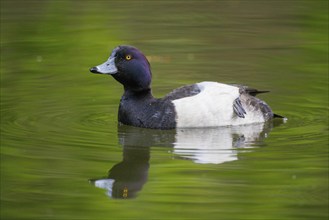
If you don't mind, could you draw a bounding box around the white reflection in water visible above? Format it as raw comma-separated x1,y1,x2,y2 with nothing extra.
94,179,115,198
174,123,270,164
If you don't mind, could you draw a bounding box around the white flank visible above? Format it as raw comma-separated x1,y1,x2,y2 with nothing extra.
172,81,265,128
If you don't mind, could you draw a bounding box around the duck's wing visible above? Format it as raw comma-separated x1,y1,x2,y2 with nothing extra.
230,84,270,118
237,90,274,120
235,85,286,119
163,84,201,101
233,97,247,118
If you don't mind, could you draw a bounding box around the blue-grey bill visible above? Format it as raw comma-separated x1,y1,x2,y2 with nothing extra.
93,57,117,74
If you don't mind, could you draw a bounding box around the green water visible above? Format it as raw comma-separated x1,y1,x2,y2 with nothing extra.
1,0,328,219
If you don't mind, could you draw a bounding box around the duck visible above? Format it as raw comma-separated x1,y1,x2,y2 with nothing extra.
90,45,284,129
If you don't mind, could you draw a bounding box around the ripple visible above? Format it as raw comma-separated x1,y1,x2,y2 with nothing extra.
1,100,117,149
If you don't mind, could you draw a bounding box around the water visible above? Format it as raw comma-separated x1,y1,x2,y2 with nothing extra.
1,0,328,219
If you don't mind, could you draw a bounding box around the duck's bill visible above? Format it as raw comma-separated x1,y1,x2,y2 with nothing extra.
90,57,117,74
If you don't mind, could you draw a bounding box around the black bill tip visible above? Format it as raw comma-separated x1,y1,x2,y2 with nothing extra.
90,67,99,73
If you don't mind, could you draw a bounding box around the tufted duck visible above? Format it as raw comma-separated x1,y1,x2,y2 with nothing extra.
90,45,284,129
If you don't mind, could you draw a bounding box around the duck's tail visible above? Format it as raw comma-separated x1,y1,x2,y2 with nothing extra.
273,113,285,118
273,113,288,122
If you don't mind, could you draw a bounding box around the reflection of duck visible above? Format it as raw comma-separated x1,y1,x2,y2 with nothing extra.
174,122,274,164
90,121,282,198
90,146,150,199
90,45,285,129
89,126,174,199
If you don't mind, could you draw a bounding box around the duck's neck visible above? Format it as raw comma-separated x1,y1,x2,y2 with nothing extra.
123,88,154,100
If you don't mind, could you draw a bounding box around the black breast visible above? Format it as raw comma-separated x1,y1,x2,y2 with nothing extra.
118,91,177,129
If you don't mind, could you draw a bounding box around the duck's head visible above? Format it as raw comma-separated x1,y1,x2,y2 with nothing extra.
90,45,152,92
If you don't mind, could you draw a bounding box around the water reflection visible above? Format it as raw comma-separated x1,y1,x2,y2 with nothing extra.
174,123,272,164
90,121,282,199
90,146,150,199
89,126,175,199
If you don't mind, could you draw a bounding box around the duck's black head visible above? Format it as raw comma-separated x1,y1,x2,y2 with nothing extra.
90,45,152,92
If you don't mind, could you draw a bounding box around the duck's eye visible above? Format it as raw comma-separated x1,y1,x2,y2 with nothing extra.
125,55,132,61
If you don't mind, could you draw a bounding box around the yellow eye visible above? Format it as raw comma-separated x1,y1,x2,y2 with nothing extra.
125,55,132,60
